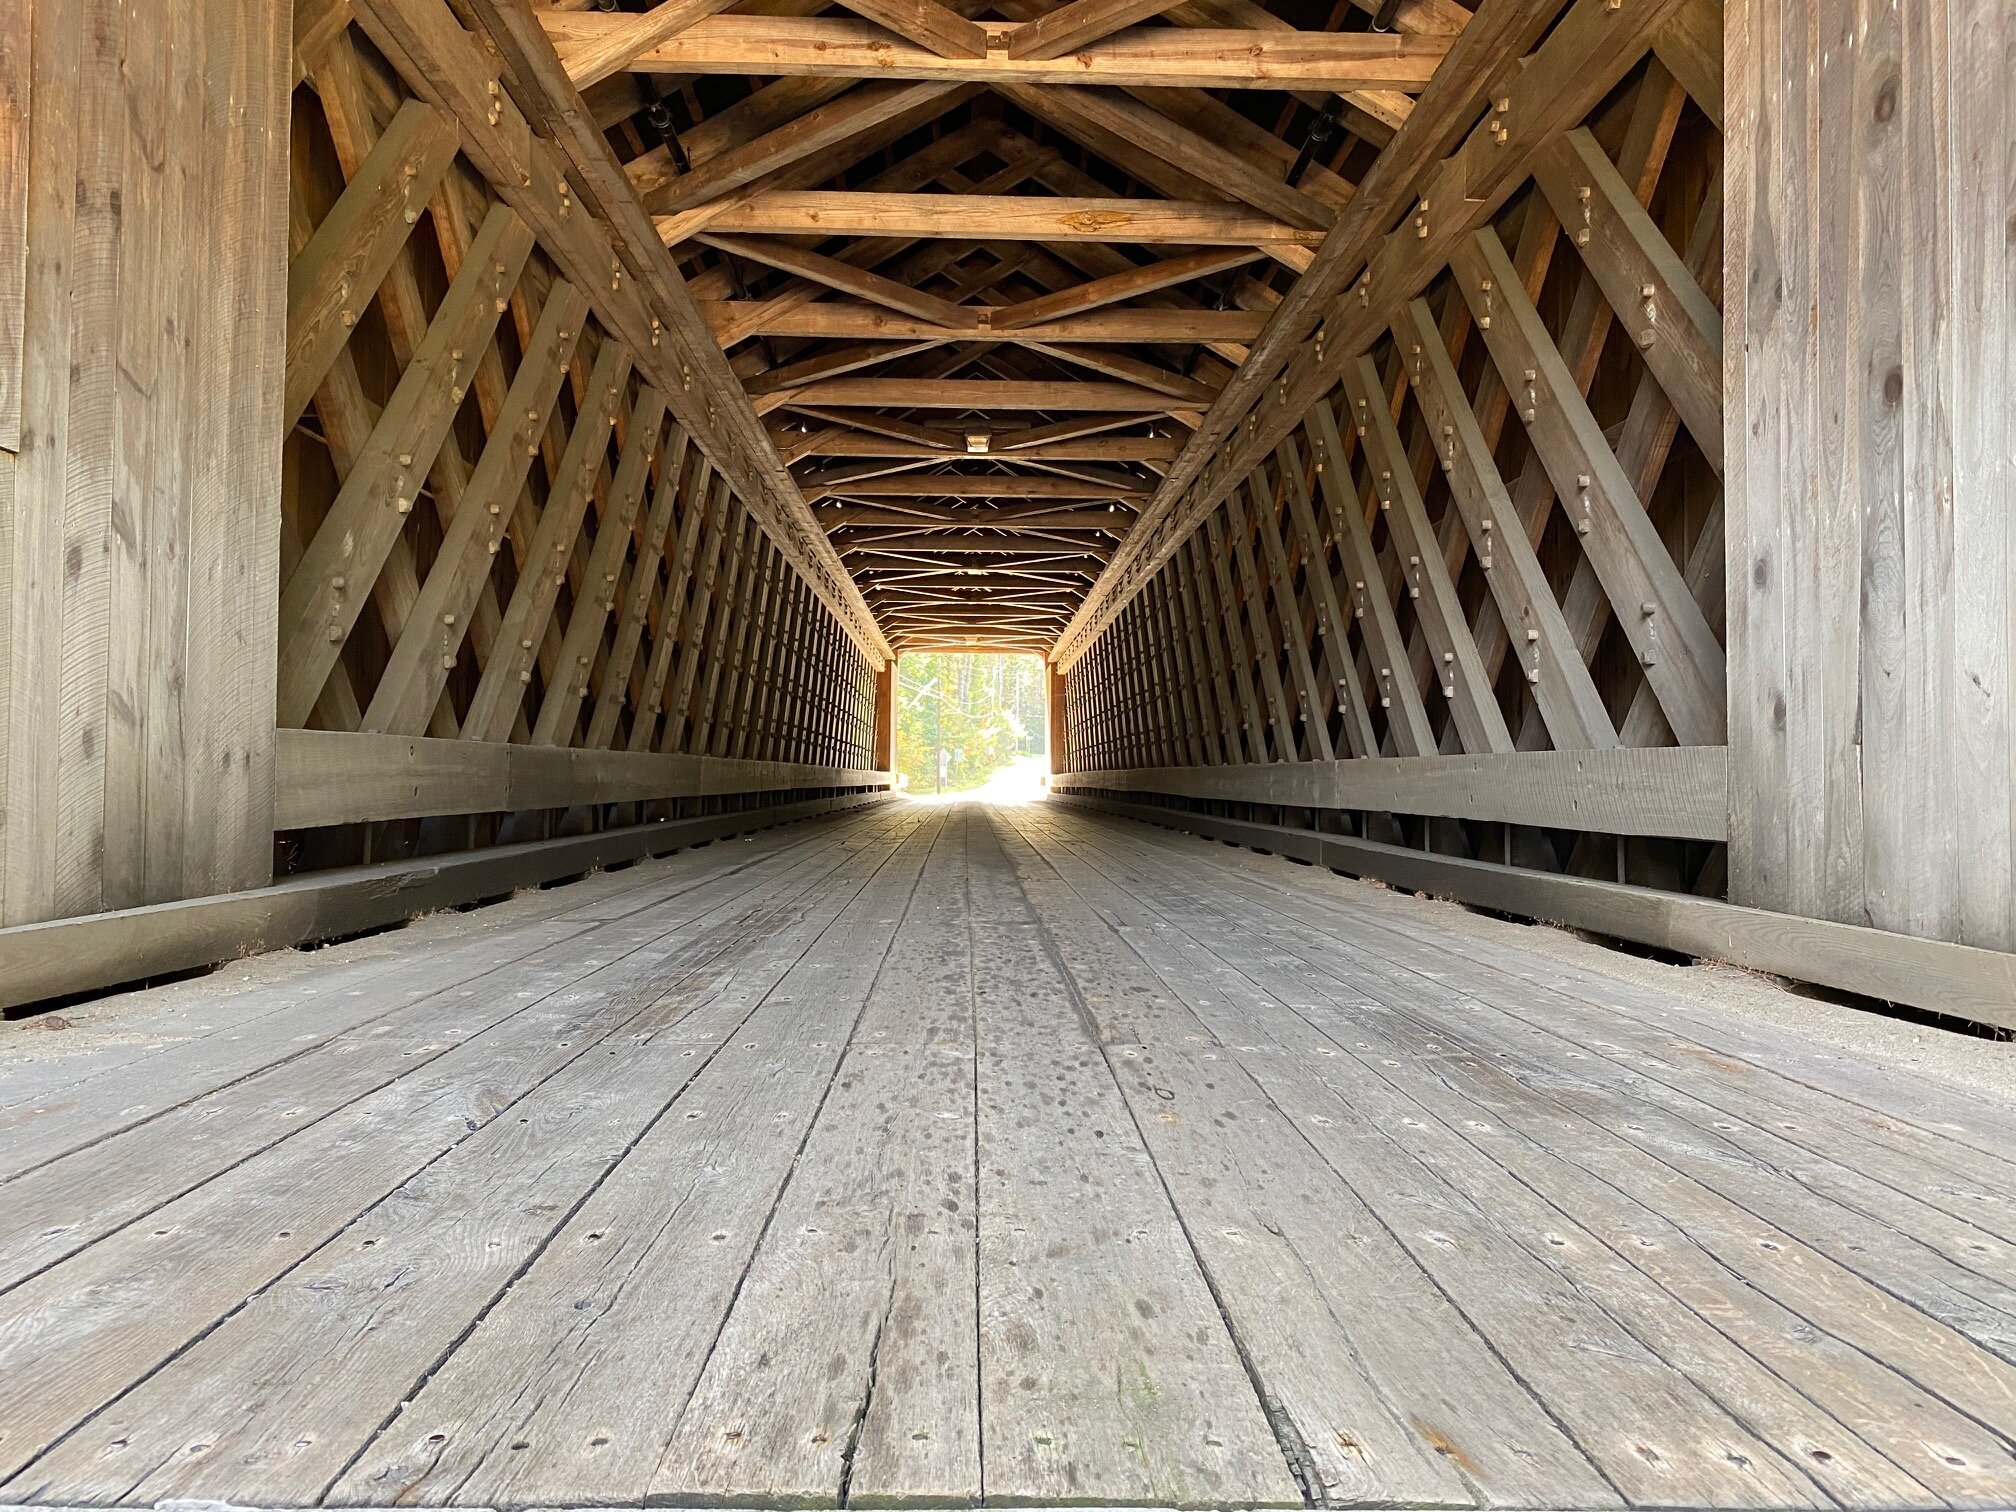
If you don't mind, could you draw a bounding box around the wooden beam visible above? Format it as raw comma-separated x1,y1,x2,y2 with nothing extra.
532,392,672,745
704,300,1269,344
700,233,975,329
784,430,1180,462
872,583,1082,599
552,13,1447,90
284,99,459,429
999,83,1334,236
746,339,948,398
829,0,989,59
783,379,1192,412
991,413,1171,449
543,0,741,89
878,600,1074,614
809,475,1145,499
1006,0,1182,58
1014,341,1219,405
843,531,1116,555
848,550,1107,572
677,192,1325,246
362,284,594,736
648,80,966,217
987,248,1262,330
870,573,1092,588
785,405,965,451
1061,745,1726,837
1448,227,1725,745
588,430,699,749
1653,0,1721,127
1531,126,1724,474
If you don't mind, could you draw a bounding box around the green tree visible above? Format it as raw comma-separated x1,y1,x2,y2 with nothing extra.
895,652,1046,794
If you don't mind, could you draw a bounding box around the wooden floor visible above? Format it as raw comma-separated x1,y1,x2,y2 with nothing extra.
4,801,2016,1511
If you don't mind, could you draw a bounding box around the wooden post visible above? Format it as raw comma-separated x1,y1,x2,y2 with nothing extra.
873,657,897,773
1727,0,2014,950
1,0,291,926
1046,661,1070,775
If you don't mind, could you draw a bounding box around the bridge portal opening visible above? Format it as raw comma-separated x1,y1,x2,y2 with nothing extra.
894,652,1048,801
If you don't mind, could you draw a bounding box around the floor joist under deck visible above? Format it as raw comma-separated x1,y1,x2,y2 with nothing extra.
3,801,2015,1510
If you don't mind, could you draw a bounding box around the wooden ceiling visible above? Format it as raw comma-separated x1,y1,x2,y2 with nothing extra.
536,0,1468,655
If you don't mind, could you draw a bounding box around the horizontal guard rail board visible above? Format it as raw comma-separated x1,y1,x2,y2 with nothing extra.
0,793,896,1014
1053,746,1728,842
1056,793,2016,1033
277,730,894,830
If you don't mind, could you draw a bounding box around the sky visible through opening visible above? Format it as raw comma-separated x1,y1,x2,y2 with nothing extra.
895,652,1047,802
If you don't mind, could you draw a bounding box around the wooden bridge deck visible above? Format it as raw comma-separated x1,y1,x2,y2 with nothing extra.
4,800,2016,1510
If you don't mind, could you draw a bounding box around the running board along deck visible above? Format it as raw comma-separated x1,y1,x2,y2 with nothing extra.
1055,793,2016,1032
0,793,895,1013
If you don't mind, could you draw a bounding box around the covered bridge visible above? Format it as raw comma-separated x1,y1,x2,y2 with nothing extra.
2,0,2014,1506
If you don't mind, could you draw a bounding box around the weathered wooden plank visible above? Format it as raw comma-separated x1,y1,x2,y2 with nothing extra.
1055,744,1729,839
276,204,536,728
0,815,920,1496
0,793,895,1014
1095,816,2016,1500
274,728,892,828
3,0,287,926
362,282,592,736
0,820,881,1289
996,805,1617,1508
283,98,459,429
1060,794,2016,1033
684,191,1327,246
558,12,1448,90
533,389,671,745
1057,825,1927,1507
1531,127,1723,474
963,817,1303,1506
0,0,29,450
655,817,982,1504
331,813,938,1507
462,340,635,742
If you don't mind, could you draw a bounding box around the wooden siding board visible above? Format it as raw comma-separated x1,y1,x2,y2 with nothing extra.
1728,0,2014,952
1055,744,1730,841
2,0,287,926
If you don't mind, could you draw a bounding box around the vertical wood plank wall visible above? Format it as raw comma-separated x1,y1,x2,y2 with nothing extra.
872,662,896,773
0,0,291,928
1726,0,2015,952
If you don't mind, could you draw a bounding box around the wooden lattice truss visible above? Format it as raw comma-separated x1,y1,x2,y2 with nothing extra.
1054,0,1724,790
286,0,884,763
284,0,1718,760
